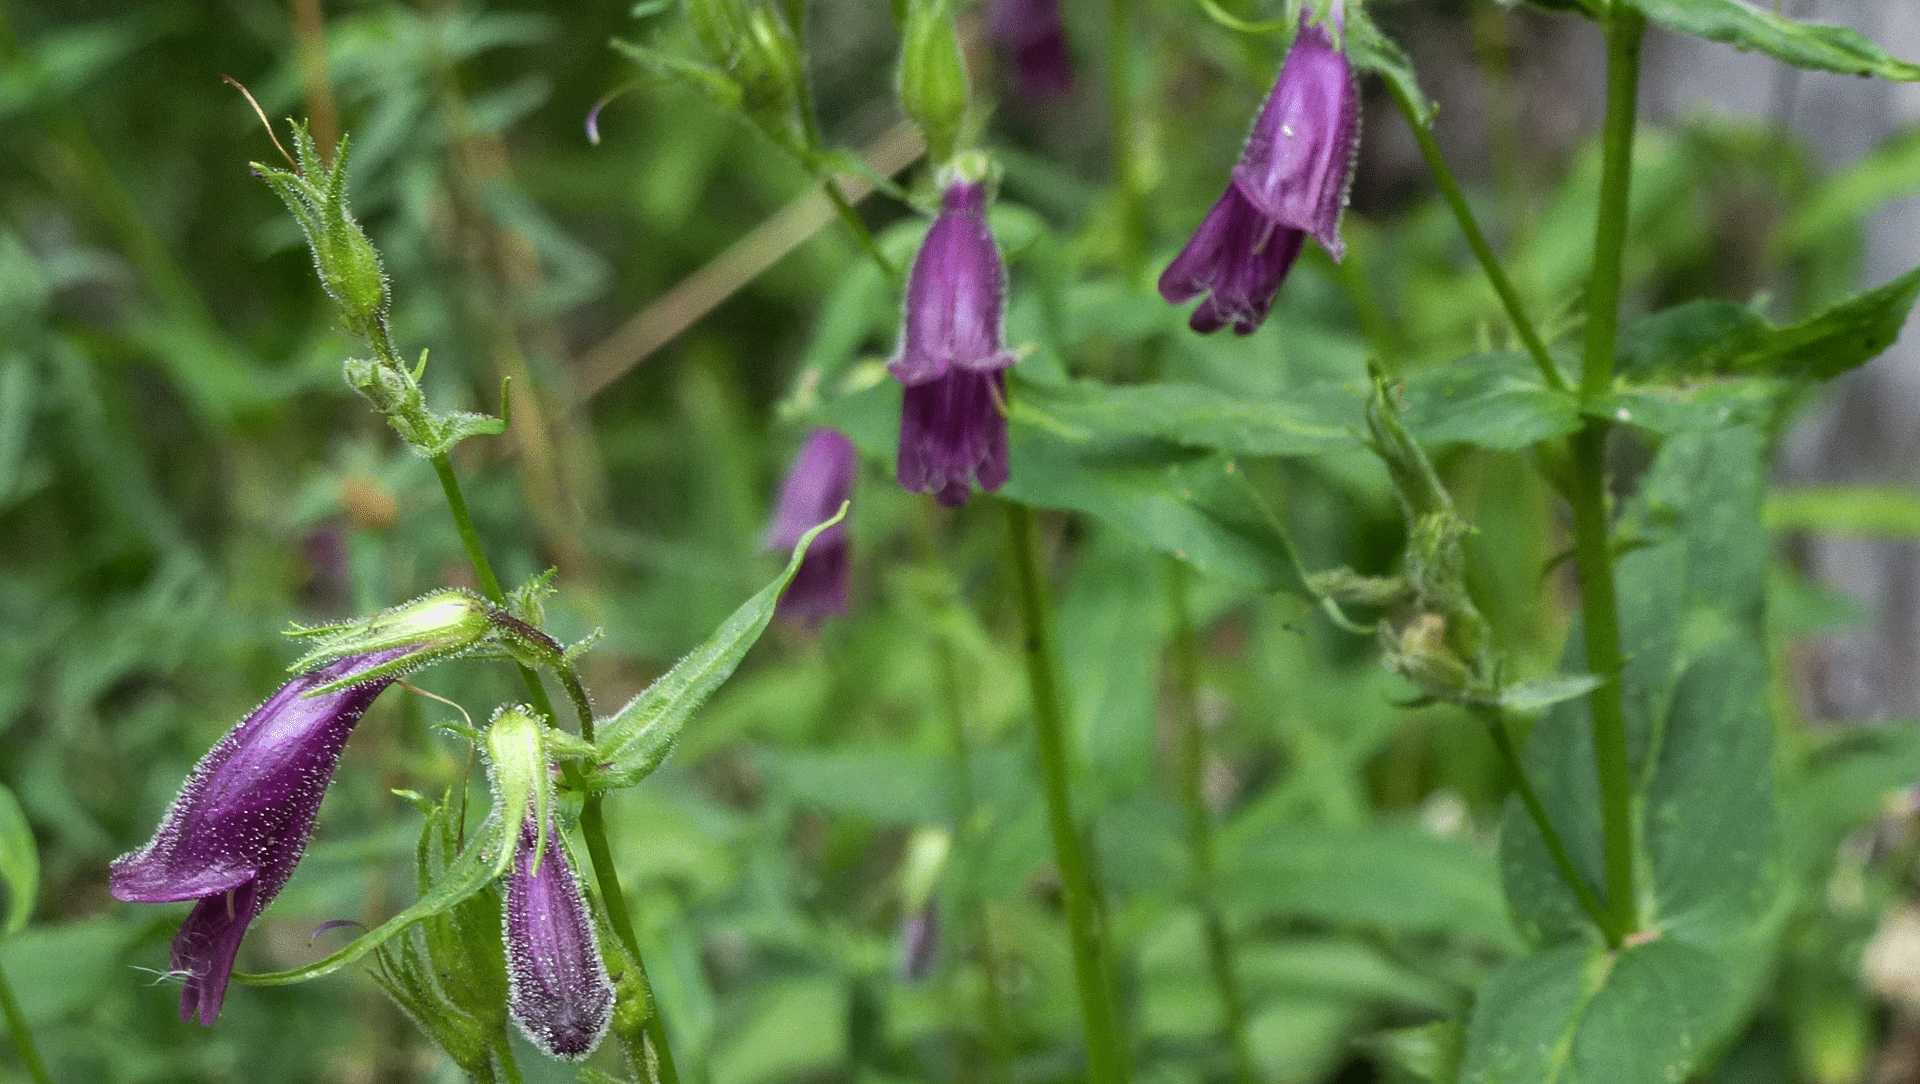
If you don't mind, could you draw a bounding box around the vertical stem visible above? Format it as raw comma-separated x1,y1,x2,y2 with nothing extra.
823,178,898,278
1107,0,1148,283
556,669,684,1084
1569,4,1646,947
1004,504,1130,1084
0,957,50,1084
1165,562,1255,1084
1473,705,1611,933
1581,7,1645,403
1385,81,1566,393
429,453,681,1083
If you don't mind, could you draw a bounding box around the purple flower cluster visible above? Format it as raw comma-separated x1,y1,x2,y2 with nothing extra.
890,178,1014,507
1160,13,1360,335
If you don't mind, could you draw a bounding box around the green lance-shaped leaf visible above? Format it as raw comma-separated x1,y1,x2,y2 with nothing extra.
1622,0,1920,83
234,813,504,986
0,784,38,935
590,505,846,789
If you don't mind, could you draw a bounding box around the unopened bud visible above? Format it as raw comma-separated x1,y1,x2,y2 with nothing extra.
287,589,493,691
898,0,970,163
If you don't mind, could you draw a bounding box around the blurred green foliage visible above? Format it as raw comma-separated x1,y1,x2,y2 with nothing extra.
5,0,1920,1081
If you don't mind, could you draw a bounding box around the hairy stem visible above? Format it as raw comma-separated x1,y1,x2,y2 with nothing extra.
1474,705,1611,933
1166,561,1255,1084
1004,503,1131,1084
429,453,681,1082
1571,4,1647,947
0,958,50,1084
556,668,684,1084
1386,80,1566,393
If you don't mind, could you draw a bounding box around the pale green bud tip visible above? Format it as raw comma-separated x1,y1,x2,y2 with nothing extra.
936,150,996,191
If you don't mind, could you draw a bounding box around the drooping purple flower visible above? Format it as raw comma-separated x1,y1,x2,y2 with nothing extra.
768,428,856,624
110,650,407,1024
890,178,1014,507
899,901,941,983
899,369,1010,508
503,813,614,1060
1159,12,1360,335
991,0,1072,100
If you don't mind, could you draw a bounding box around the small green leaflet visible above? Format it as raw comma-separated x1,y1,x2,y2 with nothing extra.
590,506,846,789
1625,0,1920,83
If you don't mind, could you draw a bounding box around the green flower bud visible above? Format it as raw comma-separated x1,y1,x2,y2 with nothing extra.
316,204,389,331
738,7,808,151
897,0,969,163
287,589,494,691
484,706,556,878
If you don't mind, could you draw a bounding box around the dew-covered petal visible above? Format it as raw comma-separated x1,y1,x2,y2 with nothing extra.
504,817,614,1060
1232,15,1361,260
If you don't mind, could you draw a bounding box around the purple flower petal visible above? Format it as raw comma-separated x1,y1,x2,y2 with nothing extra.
991,0,1072,100
768,428,856,624
1158,186,1306,336
110,649,407,1024
504,815,614,1060
898,368,1009,507
1233,17,1361,259
1161,11,1359,336
889,181,1016,387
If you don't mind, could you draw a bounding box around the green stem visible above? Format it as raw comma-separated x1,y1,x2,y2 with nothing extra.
1107,0,1148,283
0,957,50,1084
1386,80,1566,393
429,452,681,1083
1568,3,1646,947
1582,7,1644,403
1473,705,1611,933
1165,562,1255,1084
556,670,684,1084
494,1034,526,1084
822,177,897,279
1004,503,1130,1084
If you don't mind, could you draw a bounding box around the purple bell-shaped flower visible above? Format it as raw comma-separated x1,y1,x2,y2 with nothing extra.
1159,11,1360,335
503,813,615,1060
890,177,1015,507
991,0,1072,100
768,428,856,624
110,650,407,1024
